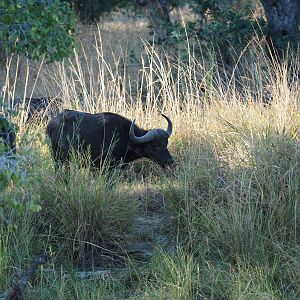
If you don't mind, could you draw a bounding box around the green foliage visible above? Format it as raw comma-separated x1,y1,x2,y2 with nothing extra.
189,0,266,61
0,105,41,228
0,0,75,62
68,0,135,23
0,162,42,229
68,0,188,24
160,1,266,63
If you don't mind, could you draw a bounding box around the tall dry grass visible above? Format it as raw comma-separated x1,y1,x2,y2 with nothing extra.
1,24,300,298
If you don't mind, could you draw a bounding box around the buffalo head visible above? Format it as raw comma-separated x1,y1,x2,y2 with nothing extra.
129,114,174,167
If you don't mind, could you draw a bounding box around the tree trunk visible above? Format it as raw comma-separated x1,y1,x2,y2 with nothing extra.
136,0,172,44
260,0,300,54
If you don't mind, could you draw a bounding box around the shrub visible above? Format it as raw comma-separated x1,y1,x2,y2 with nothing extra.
189,0,266,62
0,0,75,62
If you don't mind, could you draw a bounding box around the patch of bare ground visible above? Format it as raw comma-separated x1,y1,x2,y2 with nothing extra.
74,187,176,270
124,188,176,261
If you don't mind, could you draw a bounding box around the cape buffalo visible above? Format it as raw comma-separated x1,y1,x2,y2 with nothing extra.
11,97,63,122
0,115,16,155
46,109,174,169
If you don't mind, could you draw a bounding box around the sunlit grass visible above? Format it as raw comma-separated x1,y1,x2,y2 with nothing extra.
1,26,300,298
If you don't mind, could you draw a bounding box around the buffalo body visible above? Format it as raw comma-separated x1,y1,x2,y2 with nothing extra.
46,110,174,169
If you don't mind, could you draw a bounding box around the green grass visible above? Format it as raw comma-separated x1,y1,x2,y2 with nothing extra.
1,32,300,299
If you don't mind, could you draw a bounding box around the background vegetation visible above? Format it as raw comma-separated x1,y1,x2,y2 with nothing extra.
0,0,75,62
0,0,300,299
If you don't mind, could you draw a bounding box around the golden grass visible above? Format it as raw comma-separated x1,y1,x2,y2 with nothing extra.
1,17,300,298
0,14,149,101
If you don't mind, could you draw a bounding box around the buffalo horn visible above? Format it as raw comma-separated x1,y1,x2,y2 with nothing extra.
129,114,173,143
161,113,172,137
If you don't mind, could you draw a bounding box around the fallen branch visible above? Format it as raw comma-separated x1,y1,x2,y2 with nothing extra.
65,270,111,280
42,267,137,281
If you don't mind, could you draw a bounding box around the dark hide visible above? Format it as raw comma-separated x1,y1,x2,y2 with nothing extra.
11,97,63,122
46,109,174,169
0,115,16,155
